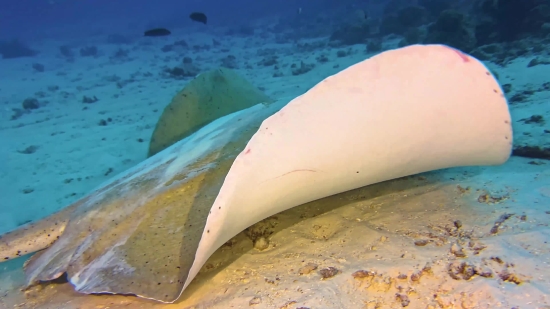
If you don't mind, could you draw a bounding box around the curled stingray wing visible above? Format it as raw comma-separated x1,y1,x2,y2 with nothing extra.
181,44,513,295
23,44,513,303
23,101,285,303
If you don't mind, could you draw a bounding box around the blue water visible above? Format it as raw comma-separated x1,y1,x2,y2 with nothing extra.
0,0,356,41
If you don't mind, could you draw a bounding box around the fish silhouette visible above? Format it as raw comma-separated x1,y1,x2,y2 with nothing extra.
144,28,171,37
189,12,207,24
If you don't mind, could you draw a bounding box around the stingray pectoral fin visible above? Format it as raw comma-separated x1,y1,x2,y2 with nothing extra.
22,101,284,303
182,44,513,295
0,203,77,263
19,44,512,304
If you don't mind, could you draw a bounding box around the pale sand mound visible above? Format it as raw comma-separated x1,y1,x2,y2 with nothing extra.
1,157,548,309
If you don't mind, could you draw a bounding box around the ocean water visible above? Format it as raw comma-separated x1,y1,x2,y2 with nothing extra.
1,0,549,308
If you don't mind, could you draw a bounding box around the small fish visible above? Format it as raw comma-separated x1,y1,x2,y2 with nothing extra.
189,12,207,24
144,28,171,37
297,7,302,14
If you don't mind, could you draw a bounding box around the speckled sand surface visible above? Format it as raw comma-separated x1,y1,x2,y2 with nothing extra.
0,30,549,309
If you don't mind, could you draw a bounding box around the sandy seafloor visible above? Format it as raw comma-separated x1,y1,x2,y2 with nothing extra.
0,29,549,309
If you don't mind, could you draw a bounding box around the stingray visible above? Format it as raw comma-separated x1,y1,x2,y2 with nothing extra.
0,44,513,303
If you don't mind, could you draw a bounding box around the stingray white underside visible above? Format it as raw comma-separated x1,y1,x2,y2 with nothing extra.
174,44,513,300
17,44,513,303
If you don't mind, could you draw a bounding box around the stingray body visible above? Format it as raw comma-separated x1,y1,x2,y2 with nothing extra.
0,44,512,303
